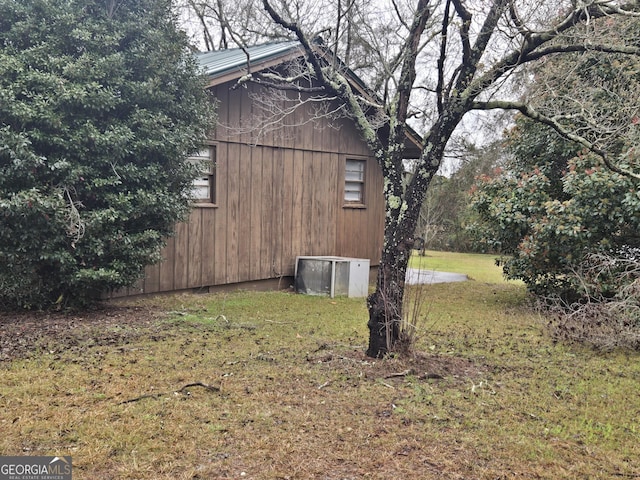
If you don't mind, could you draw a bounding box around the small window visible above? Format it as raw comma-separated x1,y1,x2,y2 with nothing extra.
345,159,365,205
187,146,216,204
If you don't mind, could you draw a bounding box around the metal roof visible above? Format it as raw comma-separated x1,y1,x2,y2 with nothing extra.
196,41,301,80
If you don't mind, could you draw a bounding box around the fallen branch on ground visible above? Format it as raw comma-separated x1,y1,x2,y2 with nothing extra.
385,369,414,378
117,382,220,405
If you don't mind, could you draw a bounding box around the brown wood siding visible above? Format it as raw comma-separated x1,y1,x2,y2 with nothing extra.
201,207,216,286
336,155,385,263
226,141,240,284
213,141,228,285
124,80,384,296
238,143,252,282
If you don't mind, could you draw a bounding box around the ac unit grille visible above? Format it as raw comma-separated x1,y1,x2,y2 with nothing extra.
295,256,369,298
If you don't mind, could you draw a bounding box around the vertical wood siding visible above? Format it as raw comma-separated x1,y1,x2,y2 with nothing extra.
115,80,385,296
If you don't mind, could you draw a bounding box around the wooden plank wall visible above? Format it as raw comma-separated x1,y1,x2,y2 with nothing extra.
118,80,385,296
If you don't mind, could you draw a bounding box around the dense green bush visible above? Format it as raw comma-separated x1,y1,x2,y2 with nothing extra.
0,0,214,309
471,118,640,300
469,13,640,301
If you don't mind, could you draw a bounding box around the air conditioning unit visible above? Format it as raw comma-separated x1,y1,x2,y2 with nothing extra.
295,256,370,298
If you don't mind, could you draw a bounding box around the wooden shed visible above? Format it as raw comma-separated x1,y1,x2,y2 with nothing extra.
114,41,421,297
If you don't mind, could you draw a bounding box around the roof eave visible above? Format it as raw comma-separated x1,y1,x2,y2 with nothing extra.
202,44,304,88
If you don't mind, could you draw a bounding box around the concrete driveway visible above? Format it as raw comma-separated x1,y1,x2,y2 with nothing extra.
406,268,468,285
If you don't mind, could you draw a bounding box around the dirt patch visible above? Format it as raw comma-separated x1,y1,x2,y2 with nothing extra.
0,305,168,362
307,346,487,384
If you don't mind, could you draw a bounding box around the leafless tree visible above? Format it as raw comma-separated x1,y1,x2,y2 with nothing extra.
183,0,640,357
177,0,377,58
176,0,285,50
477,12,640,179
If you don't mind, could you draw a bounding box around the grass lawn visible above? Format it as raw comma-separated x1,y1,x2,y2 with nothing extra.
1,252,639,479
409,249,512,284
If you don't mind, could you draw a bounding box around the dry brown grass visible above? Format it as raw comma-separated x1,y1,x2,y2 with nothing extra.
1,281,639,479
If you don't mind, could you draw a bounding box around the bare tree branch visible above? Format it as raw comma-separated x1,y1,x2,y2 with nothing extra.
471,100,640,181
221,89,346,144
508,1,532,38
450,0,472,67
435,0,452,115
261,0,328,85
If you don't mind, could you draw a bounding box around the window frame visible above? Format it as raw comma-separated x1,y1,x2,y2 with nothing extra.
343,157,367,208
187,144,217,206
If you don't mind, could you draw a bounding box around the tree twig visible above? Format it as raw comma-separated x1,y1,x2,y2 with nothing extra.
385,369,414,378
117,382,220,405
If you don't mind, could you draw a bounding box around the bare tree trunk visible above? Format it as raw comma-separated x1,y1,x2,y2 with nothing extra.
366,228,412,357
365,117,459,358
